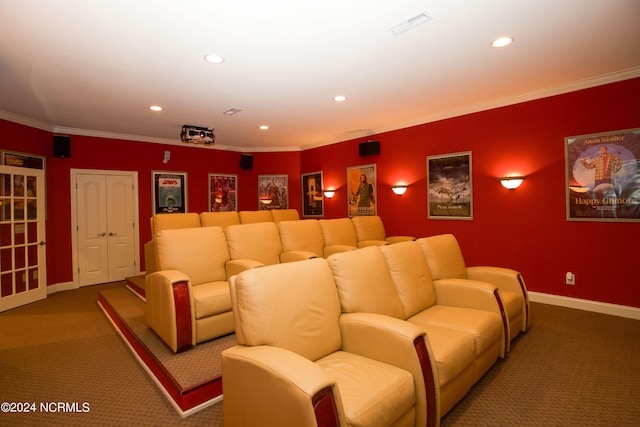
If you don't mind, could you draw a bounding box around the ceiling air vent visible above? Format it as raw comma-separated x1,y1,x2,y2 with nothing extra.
388,12,433,36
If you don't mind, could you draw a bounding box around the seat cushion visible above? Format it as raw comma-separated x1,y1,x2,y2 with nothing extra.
412,305,503,356
406,320,476,387
316,351,415,427
239,210,273,224
319,218,359,247
192,281,232,319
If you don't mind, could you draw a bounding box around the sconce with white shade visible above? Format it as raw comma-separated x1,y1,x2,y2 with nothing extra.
391,184,408,196
499,177,525,190
323,189,336,199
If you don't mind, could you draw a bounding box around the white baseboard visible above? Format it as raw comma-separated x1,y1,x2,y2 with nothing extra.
46,281,75,295
529,291,640,321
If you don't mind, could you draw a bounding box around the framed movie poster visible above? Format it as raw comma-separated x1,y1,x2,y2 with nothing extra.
1,150,45,170
208,174,237,212
301,171,324,217
347,164,377,217
427,152,473,220
258,174,288,210
565,128,640,222
152,171,187,214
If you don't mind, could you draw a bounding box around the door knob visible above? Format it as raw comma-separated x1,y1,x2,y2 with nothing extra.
98,232,106,237
108,232,118,236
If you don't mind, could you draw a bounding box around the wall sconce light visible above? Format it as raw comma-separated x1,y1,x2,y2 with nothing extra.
499,177,525,190
391,184,408,196
323,189,336,199
259,198,273,205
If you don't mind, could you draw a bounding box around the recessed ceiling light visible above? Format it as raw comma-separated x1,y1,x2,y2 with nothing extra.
149,105,163,112
259,125,269,130
334,95,347,102
204,54,225,64
491,37,514,48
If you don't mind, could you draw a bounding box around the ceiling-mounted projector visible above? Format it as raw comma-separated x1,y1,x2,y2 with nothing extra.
181,125,215,145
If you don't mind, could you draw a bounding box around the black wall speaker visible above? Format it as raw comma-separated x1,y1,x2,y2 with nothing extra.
53,135,71,158
240,153,253,170
358,140,380,156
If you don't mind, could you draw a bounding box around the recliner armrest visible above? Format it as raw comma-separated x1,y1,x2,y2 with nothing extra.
339,312,438,427
145,270,196,353
432,278,499,312
222,345,341,427
386,236,416,244
466,266,529,300
280,250,318,263
225,259,264,278
356,239,389,248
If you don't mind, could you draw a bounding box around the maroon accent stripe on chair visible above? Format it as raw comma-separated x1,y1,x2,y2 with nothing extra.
312,386,340,427
172,281,193,353
415,335,438,427
493,288,509,351
517,274,530,328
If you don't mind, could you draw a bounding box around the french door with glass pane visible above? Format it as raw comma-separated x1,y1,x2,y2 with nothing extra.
0,165,46,312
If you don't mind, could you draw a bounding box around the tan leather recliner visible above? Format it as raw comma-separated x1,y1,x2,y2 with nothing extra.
223,222,283,277
238,210,273,224
351,215,416,247
277,219,325,262
144,213,202,275
318,218,358,257
327,243,504,418
145,226,234,353
270,208,300,222
200,211,240,228
417,234,529,351
222,258,435,427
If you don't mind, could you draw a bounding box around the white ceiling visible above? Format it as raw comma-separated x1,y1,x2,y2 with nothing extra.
1,0,639,152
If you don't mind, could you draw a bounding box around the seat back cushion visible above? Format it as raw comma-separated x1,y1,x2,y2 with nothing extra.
278,219,324,258
417,234,467,280
200,211,240,228
238,210,274,224
379,241,436,316
151,212,201,236
327,246,405,319
230,258,342,361
224,222,283,265
319,218,358,247
155,226,229,284
270,209,300,222
351,215,386,241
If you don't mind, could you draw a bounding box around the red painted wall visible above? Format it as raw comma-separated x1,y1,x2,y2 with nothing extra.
1,78,638,308
302,78,640,308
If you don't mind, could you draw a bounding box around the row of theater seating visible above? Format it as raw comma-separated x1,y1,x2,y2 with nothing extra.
144,209,414,275
221,240,527,426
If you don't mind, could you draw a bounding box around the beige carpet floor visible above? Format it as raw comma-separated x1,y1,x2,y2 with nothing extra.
1,281,639,426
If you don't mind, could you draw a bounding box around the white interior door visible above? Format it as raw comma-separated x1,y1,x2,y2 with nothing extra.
0,165,47,312
73,170,139,287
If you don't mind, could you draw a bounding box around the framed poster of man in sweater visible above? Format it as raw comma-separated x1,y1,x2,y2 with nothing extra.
565,128,640,222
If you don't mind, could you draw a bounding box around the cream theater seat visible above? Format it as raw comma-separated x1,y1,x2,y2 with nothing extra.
145,226,234,353
418,234,529,351
351,215,416,247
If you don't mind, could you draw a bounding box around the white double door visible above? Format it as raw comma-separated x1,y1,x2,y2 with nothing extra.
72,170,140,287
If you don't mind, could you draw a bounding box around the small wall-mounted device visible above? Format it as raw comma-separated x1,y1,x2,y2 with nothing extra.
565,272,576,285
163,151,171,164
